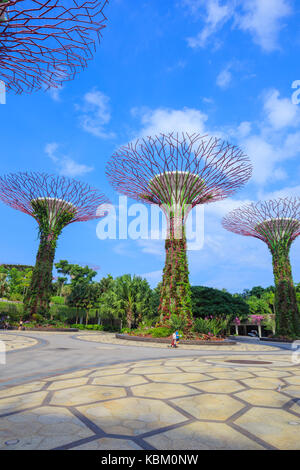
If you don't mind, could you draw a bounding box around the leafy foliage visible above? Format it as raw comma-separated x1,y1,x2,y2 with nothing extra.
191,286,249,319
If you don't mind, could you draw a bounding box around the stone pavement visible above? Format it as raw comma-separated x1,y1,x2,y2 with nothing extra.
0,333,39,352
0,331,299,450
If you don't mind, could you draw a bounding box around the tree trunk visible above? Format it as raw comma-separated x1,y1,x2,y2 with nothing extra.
158,219,192,328
127,308,133,329
24,233,57,318
272,244,300,337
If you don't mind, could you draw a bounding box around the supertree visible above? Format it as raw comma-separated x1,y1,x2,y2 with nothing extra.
222,197,300,337
0,172,109,317
0,0,108,94
106,133,252,328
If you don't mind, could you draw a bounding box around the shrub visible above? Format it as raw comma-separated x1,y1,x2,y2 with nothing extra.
193,317,229,337
70,324,104,331
150,327,172,338
9,293,23,302
121,327,131,334
167,314,187,331
32,313,45,324
51,296,65,305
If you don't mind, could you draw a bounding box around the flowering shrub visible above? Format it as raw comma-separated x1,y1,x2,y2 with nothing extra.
249,315,265,325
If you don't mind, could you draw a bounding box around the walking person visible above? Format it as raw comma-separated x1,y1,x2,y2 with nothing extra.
169,331,177,348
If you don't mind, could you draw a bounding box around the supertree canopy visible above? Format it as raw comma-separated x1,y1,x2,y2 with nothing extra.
0,0,108,94
222,197,300,337
0,172,109,317
106,133,252,328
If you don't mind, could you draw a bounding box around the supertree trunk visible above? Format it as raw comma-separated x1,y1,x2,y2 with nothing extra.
106,133,252,334
24,231,60,318
223,197,300,339
271,243,300,337
159,219,193,328
0,172,110,320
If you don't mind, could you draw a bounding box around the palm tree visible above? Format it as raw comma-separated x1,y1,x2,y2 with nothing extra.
0,272,9,298
114,275,153,329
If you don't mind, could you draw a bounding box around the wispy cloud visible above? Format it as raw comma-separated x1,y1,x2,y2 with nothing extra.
76,88,116,139
47,86,63,102
184,0,292,52
45,142,94,177
216,66,232,89
133,106,209,137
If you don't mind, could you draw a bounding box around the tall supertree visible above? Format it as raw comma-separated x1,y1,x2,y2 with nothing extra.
0,172,109,317
106,133,252,328
0,0,108,94
222,197,300,337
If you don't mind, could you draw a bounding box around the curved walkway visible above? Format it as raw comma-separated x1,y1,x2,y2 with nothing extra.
0,332,40,352
0,331,299,450
75,332,282,352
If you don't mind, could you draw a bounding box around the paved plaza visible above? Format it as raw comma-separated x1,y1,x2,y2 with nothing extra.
0,331,299,450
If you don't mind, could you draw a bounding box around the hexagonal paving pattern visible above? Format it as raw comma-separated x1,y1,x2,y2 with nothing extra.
0,353,299,450
171,393,245,421
191,379,245,394
50,385,127,406
144,422,264,450
235,408,300,450
131,382,197,399
0,406,93,450
77,397,187,436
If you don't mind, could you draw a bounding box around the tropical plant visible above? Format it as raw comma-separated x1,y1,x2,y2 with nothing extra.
193,317,229,337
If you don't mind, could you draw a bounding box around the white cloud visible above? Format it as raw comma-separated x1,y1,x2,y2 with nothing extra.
259,184,300,200
47,86,63,102
263,89,299,129
45,142,93,177
186,0,232,48
133,88,300,187
237,0,292,52
77,89,115,139
137,238,164,257
185,0,292,52
216,67,232,89
140,270,162,287
135,107,209,136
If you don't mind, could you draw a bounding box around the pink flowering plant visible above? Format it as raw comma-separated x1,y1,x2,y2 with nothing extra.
249,315,265,325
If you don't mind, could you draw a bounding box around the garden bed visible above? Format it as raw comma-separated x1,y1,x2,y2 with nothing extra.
115,333,236,345
23,327,79,332
260,336,295,343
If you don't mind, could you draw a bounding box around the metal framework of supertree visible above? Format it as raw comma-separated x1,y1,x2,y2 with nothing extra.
222,197,300,337
0,172,109,317
0,0,108,94
106,133,252,328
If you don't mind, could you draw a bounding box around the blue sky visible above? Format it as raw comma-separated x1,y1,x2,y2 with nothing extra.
1,0,300,293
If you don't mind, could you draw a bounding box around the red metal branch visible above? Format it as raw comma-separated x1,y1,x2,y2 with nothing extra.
106,133,252,207
0,0,108,93
0,171,110,224
222,198,300,245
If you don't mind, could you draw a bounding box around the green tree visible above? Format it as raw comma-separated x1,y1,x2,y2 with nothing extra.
246,295,272,316
113,275,153,328
191,286,249,320
55,260,97,286
67,282,100,325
